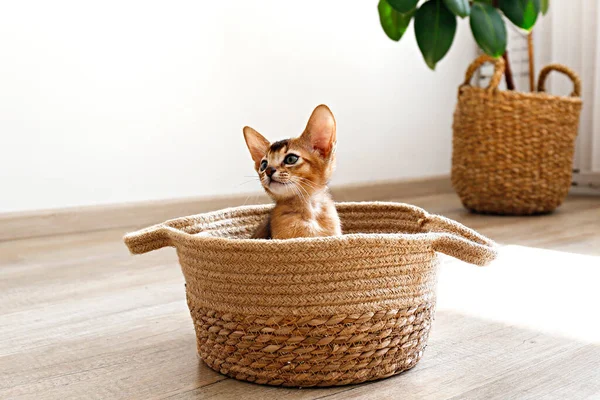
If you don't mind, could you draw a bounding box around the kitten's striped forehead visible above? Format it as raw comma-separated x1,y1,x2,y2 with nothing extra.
267,139,292,164
269,139,289,153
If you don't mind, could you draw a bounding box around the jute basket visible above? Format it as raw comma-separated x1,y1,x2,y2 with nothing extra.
124,202,497,387
452,55,583,215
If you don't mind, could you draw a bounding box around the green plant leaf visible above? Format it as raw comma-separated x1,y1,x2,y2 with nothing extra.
414,0,457,70
541,0,549,14
470,2,507,57
387,0,419,14
378,0,415,41
443,0,470,18
499,0,540,31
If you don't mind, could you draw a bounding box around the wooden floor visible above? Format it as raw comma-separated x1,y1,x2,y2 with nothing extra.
1,183,599,399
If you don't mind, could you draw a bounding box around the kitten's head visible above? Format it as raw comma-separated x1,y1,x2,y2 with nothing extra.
243,104,336,201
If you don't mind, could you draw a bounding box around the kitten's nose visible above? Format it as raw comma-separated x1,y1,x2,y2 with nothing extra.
265,167,276,177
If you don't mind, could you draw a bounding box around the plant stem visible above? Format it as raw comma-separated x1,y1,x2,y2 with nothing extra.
528,31,535,92
491,0,515,90
503,51,516,90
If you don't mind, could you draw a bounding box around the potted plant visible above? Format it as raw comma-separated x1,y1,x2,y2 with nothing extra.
378,0,583,215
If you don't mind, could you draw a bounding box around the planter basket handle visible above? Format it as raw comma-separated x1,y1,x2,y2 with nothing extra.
421,214,497,266
461,54,505,91
537,64,581,97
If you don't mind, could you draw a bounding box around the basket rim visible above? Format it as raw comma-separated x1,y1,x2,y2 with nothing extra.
131,201,471,251
163,201,432,244
124,201,498,267
458,84,583,105
163,225,454,247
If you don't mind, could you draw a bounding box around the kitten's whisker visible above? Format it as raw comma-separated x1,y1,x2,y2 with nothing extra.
295,188,308,206
242,192,260,207
294,180,311,201
290,180,310,197
298,177,319,190
287,181,303,204
237,179,260,187
292,181,309,205
291,177,316,197
236,181,256,187
300,176,318,185
293,177,317,192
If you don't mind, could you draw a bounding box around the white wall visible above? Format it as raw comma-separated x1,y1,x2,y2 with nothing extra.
0,1,476,213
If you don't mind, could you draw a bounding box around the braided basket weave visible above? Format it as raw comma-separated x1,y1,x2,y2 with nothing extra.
452,55,583,215
124,202,496,387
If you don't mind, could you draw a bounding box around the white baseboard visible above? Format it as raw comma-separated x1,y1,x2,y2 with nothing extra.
572,172,600,195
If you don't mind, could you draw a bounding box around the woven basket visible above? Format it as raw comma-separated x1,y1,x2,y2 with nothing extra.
452,55,583,215
124,202,496,387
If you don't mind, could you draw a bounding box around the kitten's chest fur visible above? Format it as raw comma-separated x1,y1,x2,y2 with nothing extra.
268,191,341,239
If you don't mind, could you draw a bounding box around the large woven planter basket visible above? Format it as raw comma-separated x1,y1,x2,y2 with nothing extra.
452,55,583,215
124,202,496,387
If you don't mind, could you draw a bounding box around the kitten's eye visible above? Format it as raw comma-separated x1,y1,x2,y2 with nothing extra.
259,160,268,171
284,154,299,165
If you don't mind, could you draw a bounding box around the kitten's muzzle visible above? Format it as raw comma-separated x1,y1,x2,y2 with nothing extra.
265,167,276,177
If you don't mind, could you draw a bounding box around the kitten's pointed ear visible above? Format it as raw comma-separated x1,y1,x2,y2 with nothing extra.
302,104,336,158
243,126,270,164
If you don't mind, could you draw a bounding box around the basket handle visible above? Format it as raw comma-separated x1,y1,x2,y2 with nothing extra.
537,64,581,97
123,224,173,254
421,214,497,266
462,54,505,91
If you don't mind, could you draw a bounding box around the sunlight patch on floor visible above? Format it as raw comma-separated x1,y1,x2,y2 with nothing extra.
436,245,600,343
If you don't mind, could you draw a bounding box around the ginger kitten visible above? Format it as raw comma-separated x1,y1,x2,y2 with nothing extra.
243,105,342,239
